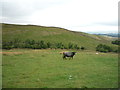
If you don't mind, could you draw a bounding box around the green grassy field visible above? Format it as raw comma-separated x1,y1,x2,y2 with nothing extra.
2,49,118,88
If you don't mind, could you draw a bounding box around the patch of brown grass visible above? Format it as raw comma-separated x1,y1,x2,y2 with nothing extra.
1,52,23,55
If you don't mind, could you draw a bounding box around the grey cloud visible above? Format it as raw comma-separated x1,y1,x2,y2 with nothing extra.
2,0,69,24
2,2,35,18
2,0,68,18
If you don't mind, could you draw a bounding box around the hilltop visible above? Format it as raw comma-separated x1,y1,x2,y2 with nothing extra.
2,23,117,50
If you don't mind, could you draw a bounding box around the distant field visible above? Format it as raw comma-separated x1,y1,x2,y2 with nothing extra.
2,49,118,88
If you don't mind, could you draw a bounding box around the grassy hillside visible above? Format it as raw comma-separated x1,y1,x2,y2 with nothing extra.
2,23,117,50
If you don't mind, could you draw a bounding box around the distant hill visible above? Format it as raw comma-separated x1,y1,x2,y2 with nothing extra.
2,23,117,50
94,33,119,37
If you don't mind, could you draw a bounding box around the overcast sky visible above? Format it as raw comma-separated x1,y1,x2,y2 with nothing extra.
1,0,119,33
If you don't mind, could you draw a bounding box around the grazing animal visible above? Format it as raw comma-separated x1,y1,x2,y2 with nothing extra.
96,53,99,54
62,52,76,59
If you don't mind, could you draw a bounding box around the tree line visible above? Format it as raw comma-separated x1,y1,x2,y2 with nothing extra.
2,39,118,53
2,39,85,50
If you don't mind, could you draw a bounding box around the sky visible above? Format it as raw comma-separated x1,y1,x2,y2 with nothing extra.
1,0,119,33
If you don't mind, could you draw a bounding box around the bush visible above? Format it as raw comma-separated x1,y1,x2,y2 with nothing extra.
46,42,52,48
112,40,120,45
81,46,85,50
55,42,64,49
96,44,112,53
2,42,13,49
68,43,74,49
74,44,80,50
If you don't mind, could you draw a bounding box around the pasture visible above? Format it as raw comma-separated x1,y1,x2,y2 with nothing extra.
2,49,118,88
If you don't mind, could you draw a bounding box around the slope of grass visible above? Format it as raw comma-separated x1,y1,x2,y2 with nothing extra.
2,23,117,50
2,49,118,88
